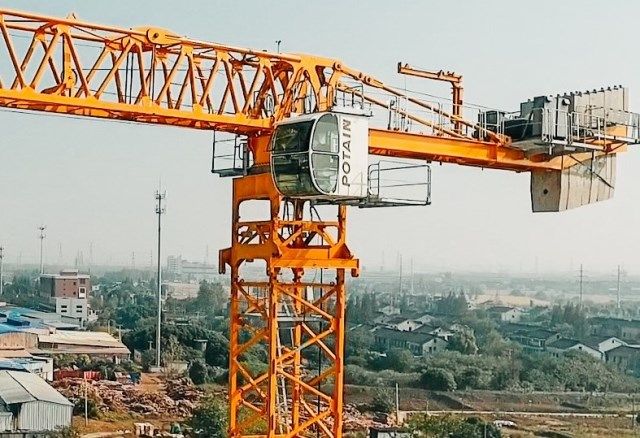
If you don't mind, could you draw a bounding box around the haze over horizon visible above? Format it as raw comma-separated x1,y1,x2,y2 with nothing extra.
1,0,639,274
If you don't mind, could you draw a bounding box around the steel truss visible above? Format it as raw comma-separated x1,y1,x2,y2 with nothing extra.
220,171,356,437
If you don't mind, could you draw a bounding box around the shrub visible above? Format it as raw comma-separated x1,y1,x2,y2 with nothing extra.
370,388,394,413
189,359,208,385
189,396,227,437
420,367,457,391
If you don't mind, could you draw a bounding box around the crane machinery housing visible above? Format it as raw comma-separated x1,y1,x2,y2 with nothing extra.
0,8,639,438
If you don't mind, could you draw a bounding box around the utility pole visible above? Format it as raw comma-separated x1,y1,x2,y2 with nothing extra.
88,241,93,275
579,264,584,307
155,189,166,369
395,382,400,426
410,257,414,294
38,225,46,275
617,265,622,313
398,254,403,295
0,246,4,296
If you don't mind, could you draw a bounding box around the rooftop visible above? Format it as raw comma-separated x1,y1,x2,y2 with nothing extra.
39,331,127,349
0,370,72,406
375,327,442,345
582,335,624,348
589,317,640,328
547,338,584,350
0,304,80,329
607,345,640,355
0,348,32,358
386,316,414,325
487,306,518,313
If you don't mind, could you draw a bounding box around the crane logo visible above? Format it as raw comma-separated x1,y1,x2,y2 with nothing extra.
341,118,352,188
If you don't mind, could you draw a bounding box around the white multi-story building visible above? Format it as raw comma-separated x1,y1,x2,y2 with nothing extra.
55,297,88,322
166,255,217,282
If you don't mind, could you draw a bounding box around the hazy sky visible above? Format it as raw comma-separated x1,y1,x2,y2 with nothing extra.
1,0,639,275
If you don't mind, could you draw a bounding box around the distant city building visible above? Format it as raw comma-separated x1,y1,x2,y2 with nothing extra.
55,298,88,321
40,269,90,299
39,270,93,324
166,255,217,282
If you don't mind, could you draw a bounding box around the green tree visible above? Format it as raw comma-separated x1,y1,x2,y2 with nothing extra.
346,327,375,358
457,366,489,390
189,359,208,385
162,335,185,364
384,348,415,373
189,281,226,316
205,332,230,367
420,367,457,391
448,330,479,355
435,292,468,316
189,396,228,437
370,388,394,413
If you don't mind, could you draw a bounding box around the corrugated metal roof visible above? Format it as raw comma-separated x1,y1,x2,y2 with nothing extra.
0,324,21,334
0,370,72,406
0,371,34,404
0,360,28,371
39,330,126,348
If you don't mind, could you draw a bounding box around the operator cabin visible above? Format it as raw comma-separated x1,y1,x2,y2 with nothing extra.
271,112,368,201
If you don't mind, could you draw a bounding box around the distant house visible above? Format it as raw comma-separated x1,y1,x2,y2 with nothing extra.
547,338,602,360
583,335,626,357
374,327,448,358
589,317,640,343
373,314,395,325
606,345,640,375
501,325,561,352
487,306,522,323
414,313,437,325
414,324,454,341
382,316,422,332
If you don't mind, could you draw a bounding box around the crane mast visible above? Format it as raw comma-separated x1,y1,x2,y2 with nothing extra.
0,9,638,437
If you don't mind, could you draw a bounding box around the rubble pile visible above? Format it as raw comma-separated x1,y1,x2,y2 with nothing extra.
53,377,203,418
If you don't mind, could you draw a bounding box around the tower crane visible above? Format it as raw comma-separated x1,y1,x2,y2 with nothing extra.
0,9,638,437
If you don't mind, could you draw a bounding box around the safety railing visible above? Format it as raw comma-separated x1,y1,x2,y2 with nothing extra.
361,160,431,208
476,106,640,149
211,132,251,177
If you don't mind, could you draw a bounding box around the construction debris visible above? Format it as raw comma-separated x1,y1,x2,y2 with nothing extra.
53,377,203,418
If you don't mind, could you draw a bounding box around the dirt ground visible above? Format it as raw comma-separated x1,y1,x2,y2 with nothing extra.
73,376,639,437
489,414,638,437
